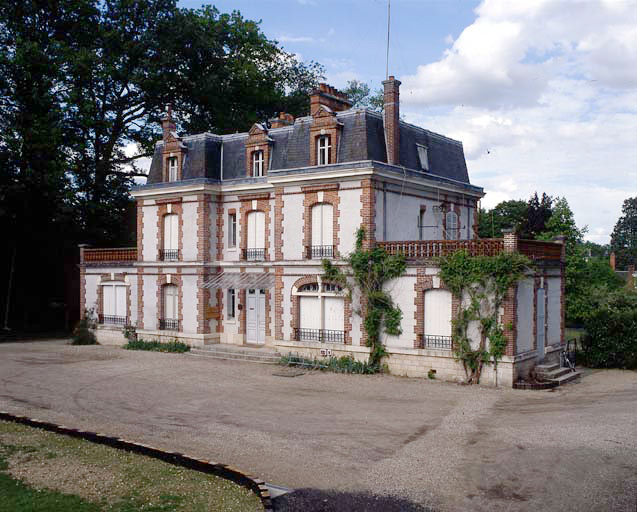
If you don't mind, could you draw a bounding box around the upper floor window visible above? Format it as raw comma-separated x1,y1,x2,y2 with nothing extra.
162,214,178,261
228,212,237,248
245,210,265,261
417,144,429,171
252,150,264,177
317,135,331,166
445,211,459,240
310,203,333,259
168,157,178,182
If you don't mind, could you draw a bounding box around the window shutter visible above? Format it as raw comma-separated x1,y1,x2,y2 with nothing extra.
311,204,322,247
164,285,177,320
323,296,344,331
247,212,256,249
164,214,178,250
103,285,114,316
115,286,126,318
255,211,265,249
322,204,333,247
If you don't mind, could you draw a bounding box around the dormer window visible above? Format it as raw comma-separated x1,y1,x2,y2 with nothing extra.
168,157,178,181
417,144,429,171
252,150,264,177
317,135,331,166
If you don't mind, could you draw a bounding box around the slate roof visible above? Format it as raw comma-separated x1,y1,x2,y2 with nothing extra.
146,109,471,185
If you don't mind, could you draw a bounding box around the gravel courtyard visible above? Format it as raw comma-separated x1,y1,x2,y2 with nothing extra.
0,340,635,511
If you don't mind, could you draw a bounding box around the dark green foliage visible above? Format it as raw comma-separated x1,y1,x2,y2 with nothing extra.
438,250,530,384
519,192,553,239
341,79,384,112
71,311,97,345
581,289,637,369
477,200,528,238
610,197,637,270
123,339,190,353
280,354,380,374
322,228,406,367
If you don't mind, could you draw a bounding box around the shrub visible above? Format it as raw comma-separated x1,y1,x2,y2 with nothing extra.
123,339,190,353
581,289,637,369
71,310,97,345
279,353,380,374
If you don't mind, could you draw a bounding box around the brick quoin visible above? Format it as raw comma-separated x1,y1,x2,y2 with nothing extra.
136,200,144,261
216,195,224,261
274,187,284,261
360,178,376,250
79,267,86,314
137,268,144,329
216,285,224,334
196,268,211,334
274,267,284,340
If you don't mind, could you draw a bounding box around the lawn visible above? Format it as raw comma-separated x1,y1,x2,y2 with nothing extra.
0,421,262,512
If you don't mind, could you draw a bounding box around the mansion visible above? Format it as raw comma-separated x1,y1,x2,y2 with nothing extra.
79,78,566,386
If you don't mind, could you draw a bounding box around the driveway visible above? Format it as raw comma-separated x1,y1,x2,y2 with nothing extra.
0,341,635,511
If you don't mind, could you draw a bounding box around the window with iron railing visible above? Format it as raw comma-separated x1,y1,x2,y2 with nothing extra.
243,248,265,261
162,284,179,331
101,283,127,327
308,245,334,259
99,314,128,326
294,328,345,344
159,318,179,331
163,213,179,260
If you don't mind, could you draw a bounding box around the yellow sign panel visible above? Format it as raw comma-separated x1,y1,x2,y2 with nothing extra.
205,306,220,319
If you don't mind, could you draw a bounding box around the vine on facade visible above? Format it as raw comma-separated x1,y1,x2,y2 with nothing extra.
322,228,406,368
437,250,530,384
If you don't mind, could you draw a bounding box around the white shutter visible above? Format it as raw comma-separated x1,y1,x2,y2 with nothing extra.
322,204,333,247
311,204,322,247
247,212,256,249
323,296,344,331
299,296,321,330
164,214,177,250
115,286,127,318
164,285,177,320
103,285,114,316
424,289,452,337
255,211,265,249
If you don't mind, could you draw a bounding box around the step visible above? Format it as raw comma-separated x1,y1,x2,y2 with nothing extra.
535,363,560,373
188,349,281,365
196,344,279,357
549,369,582,386
536,366,572,380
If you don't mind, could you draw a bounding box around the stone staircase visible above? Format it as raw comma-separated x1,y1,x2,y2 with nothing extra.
188,344,281,365
535,362,582,386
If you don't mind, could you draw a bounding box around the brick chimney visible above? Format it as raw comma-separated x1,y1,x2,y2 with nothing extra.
310,83,352,116
383,76,401,165
161,104,176,142
270,112,295,128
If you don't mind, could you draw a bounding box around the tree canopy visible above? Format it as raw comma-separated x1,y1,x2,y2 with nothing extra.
0,0,323,331
610,197,637,270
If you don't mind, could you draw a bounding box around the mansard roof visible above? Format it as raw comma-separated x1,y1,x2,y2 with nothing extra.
146,109,471,185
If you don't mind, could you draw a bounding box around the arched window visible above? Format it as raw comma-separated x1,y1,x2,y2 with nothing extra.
317,135,331,165
100,282,127,326
423,289,452,349
162,214,178,261
246,211,265,261
310,203,333,258
161,284,179,330
445,211,459,240
294,279,344,343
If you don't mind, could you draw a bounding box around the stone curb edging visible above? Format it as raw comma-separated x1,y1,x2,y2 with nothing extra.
0,411,273,511
512,381,558,390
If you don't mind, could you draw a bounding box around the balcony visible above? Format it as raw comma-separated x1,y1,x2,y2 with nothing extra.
81,247,137,264
307,245,335,259
243,248,266,261
294,327,345,344
417,334,453,350
376,238,564,262
159,249,180,262
159,318,179,331
99,315,129,327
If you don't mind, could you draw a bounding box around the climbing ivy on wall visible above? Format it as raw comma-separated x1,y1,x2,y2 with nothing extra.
437,250,530,384
322,228,406,368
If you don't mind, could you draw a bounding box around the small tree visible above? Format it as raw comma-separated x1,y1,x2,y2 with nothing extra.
322,228,406,367
438,250,529,384
610,197,637,270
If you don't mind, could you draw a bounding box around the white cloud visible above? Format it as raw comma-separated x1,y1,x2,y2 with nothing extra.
399,0,637,244
276,34,316,44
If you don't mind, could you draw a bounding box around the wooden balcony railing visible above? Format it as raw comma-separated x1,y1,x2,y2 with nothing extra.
376,239,504,259
377,238,563,262
82,247,137,263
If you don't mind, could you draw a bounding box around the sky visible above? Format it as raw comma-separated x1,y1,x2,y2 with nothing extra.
176,0,637,244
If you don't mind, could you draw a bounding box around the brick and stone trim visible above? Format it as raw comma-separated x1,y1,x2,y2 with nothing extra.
289,275,352,345
156,200,183,261
309,105,342,167
137,268,144,329
302,184,340,259
274,187,284,261
216,196,224,260
239,196,271,261
196,268,211,334
502,285,517,356
216,286,224,334
136,200,144,261
274,267,284,339
157,272,183,332
79,266,86,314
196,194,211,262
160,105,187,182
360,178,376,249
245,124,272,176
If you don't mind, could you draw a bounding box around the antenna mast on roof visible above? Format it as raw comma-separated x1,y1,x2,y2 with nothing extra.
386,0,391,79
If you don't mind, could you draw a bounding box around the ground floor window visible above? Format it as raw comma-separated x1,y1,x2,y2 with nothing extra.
227,288,235,319
160,284,179,331
100,283,127,326
294,279,344,343
423,289,452,349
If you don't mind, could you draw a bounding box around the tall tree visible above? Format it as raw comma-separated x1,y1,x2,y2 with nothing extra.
477,200,528,238
341,79,383,112
610,197,637,270
519,192,552,239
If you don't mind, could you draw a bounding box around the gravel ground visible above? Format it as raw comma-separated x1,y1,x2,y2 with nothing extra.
0,340,635,511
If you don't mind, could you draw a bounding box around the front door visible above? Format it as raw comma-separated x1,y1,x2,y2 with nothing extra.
536,287,546,362
246,289,266,344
